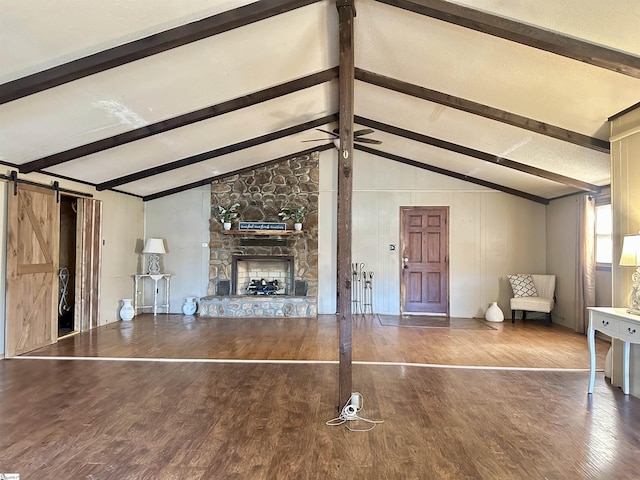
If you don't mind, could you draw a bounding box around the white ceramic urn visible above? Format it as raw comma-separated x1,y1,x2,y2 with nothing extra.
183,297,197,315
485,301,504,322
120,299,135,321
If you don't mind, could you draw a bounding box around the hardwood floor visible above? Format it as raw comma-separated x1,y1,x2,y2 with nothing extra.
1,314,638,479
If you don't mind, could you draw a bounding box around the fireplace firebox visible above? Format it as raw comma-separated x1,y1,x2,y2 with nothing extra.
231,255,294,296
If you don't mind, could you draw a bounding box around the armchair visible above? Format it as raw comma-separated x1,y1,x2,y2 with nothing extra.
508,274,556,326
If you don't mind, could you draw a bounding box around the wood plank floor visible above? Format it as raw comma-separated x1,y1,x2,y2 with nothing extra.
1,314,639,479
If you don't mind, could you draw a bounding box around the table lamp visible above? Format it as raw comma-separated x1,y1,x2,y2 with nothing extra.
142,238,166,274
619,231,640,315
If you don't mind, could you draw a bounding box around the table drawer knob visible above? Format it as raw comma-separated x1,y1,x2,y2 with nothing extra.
602,320,610,326
628,327,637,334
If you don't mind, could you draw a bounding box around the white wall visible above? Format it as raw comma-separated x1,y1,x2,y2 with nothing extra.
545,195,580,329
144,185,211,313
318,150,338,314
1,171,143,356
318,150,547,317
97,188,145,324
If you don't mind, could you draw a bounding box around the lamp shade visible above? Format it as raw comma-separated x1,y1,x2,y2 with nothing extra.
142,238,166,255
619,233,640,267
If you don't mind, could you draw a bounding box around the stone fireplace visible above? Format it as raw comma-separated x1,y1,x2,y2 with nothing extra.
198,153,319,318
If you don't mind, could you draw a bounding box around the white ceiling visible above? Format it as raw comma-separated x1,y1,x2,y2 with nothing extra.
0,0,638,203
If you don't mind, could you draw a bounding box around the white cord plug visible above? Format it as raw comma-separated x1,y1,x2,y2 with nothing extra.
349,392,361,410
326,392,384,432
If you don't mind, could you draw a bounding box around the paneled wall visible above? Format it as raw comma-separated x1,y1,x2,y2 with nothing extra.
317,150,547,316
610,106,640,397
145,185,211,313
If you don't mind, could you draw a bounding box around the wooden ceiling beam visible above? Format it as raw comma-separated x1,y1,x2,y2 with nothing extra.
356,116,601,194
141,144,334,201
355,68,610,153
356,144,549,204
376,0,640,79
0,0,321,104
19,68,338,174
96,113,338,191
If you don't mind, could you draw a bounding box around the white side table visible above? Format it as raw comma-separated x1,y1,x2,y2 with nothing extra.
133,274,172,315
588,307,640,395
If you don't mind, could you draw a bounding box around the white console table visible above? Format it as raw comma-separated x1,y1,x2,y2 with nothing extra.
588,307,640,395
133,274,172,315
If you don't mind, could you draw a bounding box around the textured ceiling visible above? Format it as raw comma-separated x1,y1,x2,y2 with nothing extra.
0,0,638,203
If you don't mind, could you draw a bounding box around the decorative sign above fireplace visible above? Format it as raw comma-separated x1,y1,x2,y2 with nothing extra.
239,222,286,231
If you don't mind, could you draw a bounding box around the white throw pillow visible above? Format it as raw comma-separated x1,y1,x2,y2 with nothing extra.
508,274,538,298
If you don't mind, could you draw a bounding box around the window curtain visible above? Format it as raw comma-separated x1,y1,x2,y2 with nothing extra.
574,195,596,333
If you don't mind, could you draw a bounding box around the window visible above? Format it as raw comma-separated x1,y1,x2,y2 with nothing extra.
595,203,612,265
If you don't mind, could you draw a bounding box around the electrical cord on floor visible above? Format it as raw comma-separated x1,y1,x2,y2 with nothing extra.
326,392,384,432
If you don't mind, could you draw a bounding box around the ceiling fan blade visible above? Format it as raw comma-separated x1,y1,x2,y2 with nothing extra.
301,138,333,142
315,128,339,138
353,128,375,137
354,137,382,145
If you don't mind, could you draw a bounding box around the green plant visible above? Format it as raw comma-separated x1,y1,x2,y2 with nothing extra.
278,205,307,223
216,202,240,223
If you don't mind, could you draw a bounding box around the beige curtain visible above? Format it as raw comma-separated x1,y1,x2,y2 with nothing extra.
574,195,596,333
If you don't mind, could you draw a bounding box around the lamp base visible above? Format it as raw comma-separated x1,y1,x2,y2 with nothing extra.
627,268,640,316
147,254,161,274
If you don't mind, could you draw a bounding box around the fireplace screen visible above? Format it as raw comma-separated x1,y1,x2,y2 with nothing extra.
232,255,294,295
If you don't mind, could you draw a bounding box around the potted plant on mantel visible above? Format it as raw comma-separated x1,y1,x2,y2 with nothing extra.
278,206,307,231
216,202,240,230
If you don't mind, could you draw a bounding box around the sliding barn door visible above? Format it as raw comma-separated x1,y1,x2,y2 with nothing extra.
6,184,60,356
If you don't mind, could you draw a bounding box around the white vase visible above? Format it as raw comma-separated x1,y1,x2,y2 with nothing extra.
223,222,232,230
294,222,302,231
485,301,504,322
120,299,135,321
183,297,197,315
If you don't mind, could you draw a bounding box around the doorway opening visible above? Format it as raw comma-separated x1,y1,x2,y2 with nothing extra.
58,195,78,337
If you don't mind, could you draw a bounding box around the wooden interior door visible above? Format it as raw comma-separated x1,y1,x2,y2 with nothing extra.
6,183,60,356
400,206,449,315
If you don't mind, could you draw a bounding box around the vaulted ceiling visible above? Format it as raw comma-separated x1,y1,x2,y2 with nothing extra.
1,0,639,203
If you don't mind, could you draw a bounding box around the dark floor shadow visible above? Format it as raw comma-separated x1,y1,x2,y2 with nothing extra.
378,314,497,330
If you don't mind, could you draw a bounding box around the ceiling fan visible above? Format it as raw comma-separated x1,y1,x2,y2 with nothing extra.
302,128,382,146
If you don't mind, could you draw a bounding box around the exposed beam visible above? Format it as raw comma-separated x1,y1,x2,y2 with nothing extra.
376,0,640,79
142,144,334,201
20,68,338,174
336,0,356,411
355,69,610,153
96,114,338,190
356,116,601,193
0,0,321,104
356,144,549,204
